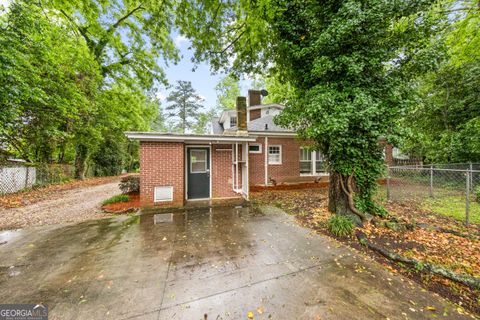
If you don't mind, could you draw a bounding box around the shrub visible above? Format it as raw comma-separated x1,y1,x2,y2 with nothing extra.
102,194,129,205
475,186,480,203
119,175,140,194
327,215,355,237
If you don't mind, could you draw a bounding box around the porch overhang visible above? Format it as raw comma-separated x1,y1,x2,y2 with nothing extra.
125,132,257,144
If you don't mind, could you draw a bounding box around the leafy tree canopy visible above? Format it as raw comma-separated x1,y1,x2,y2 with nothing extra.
215,74,240,110
401,0,480,163
184,0,443,221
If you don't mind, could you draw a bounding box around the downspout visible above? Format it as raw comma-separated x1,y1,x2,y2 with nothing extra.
235,142,239,192
264,136,268,186
231,143,235,192
245,142,249,200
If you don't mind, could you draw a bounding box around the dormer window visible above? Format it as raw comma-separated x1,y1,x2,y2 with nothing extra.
230,116,237,127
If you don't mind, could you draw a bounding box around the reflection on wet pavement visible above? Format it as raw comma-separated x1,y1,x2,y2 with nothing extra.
0,205,468,320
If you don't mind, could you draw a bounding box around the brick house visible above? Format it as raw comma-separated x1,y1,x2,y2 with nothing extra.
126,90,393,207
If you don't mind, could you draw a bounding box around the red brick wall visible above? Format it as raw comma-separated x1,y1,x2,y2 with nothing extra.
248,137,312,185
140,141,184,207
211,144,242,198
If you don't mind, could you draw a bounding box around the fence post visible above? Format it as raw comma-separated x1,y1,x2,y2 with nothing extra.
429,165,434,198
469,162,473,192
466,170,470,226
386,166,391,201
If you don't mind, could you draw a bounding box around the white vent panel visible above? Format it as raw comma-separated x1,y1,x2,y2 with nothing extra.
154,186,173,202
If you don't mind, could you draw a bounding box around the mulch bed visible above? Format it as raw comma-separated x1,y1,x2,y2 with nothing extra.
251,188,480,317
102,193,140,213
0,176,122,209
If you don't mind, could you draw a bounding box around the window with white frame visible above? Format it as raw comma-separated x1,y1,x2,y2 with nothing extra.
268,145,282,164
300,147,326,175
300,147,312,174
230,116,237,127
248,143,262,153
315,151,326,173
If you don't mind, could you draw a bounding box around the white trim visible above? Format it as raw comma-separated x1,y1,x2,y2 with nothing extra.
268,145,282,165
235,142,239,192
189,149,208,173
248,143,262,154
244,142,249,200
219,109,236,124
299,148,326,175
264,137,268,185
185,146,212,200
125,132,257,143
249,131,296,137
231,144,235,193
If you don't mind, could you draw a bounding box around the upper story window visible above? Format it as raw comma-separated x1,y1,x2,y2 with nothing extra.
268,145,282,164
230,116,237,127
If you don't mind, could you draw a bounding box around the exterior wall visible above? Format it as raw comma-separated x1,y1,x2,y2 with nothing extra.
260,107,281,117
249,109,261,121
248,136,314,186
211,144,242,199
140,141,185,207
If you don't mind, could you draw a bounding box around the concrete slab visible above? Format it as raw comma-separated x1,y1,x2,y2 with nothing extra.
0,206,468,320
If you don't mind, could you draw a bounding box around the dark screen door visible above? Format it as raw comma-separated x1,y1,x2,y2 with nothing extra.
187,148,210,199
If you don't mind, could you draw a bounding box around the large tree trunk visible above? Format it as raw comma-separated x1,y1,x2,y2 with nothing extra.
74,144,88,180
328,171,368,225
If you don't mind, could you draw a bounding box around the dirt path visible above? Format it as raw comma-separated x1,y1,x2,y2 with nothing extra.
0,181,121,231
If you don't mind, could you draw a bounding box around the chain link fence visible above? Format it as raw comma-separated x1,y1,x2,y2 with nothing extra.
386,163,480,225
0,162,75,194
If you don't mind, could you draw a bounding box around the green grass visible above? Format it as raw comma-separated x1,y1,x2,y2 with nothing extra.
327,215,355,237
102,194,129,205
422,196,480,224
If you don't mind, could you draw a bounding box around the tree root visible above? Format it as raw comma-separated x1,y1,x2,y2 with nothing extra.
357,232,480,290
339,175,372,223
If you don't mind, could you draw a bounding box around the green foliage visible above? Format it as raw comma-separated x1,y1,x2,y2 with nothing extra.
215,74,241,110
119,175,140,194
354,195,388,218
165,81,204,133
401,1,480,163
185,0,440,216
475,186,480,204
1,0,231,178
267,1,439,215
90,138,127,176
327,215,355,237
102,194,129,205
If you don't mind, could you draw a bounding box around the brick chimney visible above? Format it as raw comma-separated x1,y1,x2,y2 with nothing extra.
248,90,262,107
236,96,247,133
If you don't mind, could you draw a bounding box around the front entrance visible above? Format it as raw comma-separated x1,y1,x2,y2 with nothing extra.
187,147,210,199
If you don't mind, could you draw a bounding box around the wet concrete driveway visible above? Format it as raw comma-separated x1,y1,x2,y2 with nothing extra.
0,206,468,319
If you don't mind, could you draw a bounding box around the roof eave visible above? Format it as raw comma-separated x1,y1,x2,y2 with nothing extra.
125,132,257,143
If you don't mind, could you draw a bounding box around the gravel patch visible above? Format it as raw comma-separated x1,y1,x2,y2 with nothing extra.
0,181,121,230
